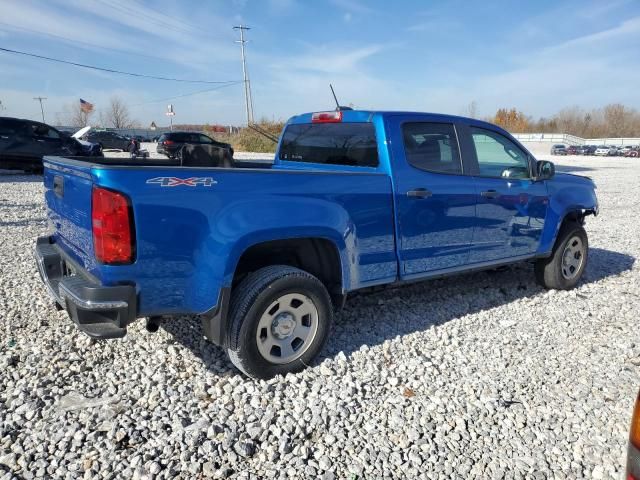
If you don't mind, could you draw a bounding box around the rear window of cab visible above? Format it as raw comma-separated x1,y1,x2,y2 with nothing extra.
279,123,379,167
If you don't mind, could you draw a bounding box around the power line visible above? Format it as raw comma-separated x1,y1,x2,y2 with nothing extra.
0,46,240,84
0,22,174,63
33,97,47,123
130,81,244,107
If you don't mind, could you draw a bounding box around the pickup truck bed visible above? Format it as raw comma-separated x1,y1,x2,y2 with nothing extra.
36,109,598,378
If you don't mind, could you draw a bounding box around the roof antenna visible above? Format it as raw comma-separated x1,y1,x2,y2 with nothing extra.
329,84,353,111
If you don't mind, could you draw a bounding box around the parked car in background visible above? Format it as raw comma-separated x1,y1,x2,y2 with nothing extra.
0,117,102,172
566,145,578,155
607,146,620,156
84,131,131,151
618,145,634,156
551,144,567,155
594,146,611,156
134,135,150,143
157,131,234,160
625,147,639,157
579,145,597,155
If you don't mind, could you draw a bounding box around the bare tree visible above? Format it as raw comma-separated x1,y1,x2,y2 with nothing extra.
56,102,94,128
101,96,137,129
603,103,632,137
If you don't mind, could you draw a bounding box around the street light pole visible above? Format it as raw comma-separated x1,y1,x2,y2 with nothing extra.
33,96,47,123
233,25,254,125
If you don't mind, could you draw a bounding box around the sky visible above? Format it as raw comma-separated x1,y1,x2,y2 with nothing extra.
1,0,639,127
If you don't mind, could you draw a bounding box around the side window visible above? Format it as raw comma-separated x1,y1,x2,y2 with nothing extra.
401,122,462,175
198,134,213,144
31,124,60,139
470,127,530,179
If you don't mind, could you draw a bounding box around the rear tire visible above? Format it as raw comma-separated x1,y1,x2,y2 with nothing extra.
226,265,333,379
535,222,588,290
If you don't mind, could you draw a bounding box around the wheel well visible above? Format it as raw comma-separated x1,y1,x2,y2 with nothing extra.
233,238,343,295
562,208,594,227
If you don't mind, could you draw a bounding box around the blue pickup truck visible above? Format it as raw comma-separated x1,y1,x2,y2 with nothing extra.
35,109,598,378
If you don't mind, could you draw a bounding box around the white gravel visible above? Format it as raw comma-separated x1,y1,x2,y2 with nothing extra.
1,155,639,479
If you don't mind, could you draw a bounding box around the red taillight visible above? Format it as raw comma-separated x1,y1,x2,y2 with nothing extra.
312,111,343,123
163,140,174,145
92,187,134,264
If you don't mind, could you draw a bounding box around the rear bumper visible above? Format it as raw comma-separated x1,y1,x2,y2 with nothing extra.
34,236,137,339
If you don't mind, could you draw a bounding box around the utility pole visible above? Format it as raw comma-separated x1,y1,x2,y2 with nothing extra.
233,25,254,125
33,96,47,123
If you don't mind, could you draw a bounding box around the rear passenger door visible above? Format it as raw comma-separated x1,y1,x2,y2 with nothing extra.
462,125,548,262
388,116,477,277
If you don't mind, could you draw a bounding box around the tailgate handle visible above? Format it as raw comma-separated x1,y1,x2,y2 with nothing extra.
53,175,64,198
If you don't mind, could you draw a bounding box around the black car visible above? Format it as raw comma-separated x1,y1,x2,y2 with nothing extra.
577,145,596,155
157,132,234,160
84,131,131,151
0,117,102,173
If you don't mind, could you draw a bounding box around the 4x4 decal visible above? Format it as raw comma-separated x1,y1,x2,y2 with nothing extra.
146,177,217,187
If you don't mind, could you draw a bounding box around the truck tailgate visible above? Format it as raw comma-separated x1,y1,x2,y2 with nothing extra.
43,157,97,274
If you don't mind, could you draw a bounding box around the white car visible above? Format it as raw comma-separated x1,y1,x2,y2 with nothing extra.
594,146,610,156
618,145,633,156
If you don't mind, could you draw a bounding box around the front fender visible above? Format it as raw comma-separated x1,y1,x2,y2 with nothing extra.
538,174,598,254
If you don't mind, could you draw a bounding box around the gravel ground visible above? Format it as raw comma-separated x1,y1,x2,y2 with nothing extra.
1,155,639,479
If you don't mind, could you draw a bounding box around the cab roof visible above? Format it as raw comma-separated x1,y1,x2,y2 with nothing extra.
287,109,503,132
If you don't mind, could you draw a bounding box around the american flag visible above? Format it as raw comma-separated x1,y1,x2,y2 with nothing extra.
80,98,94,113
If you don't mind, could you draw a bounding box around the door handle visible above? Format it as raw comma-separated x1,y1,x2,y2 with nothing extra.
407,188,432,198
481,190,500,199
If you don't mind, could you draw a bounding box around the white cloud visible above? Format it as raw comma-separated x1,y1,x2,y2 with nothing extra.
1,0,238,68
273,44,384,74
329,0,375,15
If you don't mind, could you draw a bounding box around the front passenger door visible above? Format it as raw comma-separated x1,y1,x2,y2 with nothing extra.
30,123,63,157
466,126,548,263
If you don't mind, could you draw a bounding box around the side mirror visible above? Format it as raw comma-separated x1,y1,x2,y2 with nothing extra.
536,160,555,180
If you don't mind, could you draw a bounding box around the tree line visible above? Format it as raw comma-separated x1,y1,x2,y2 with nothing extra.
55,96,138,129
484,104,640,138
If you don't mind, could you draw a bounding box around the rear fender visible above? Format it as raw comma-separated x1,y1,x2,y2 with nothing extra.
223,228,350,290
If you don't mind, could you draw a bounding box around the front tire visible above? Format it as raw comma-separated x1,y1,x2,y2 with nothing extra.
226,265,333,379
535,222,588,290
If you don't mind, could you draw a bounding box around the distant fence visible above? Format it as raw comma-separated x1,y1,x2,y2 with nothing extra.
513,133,640,146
